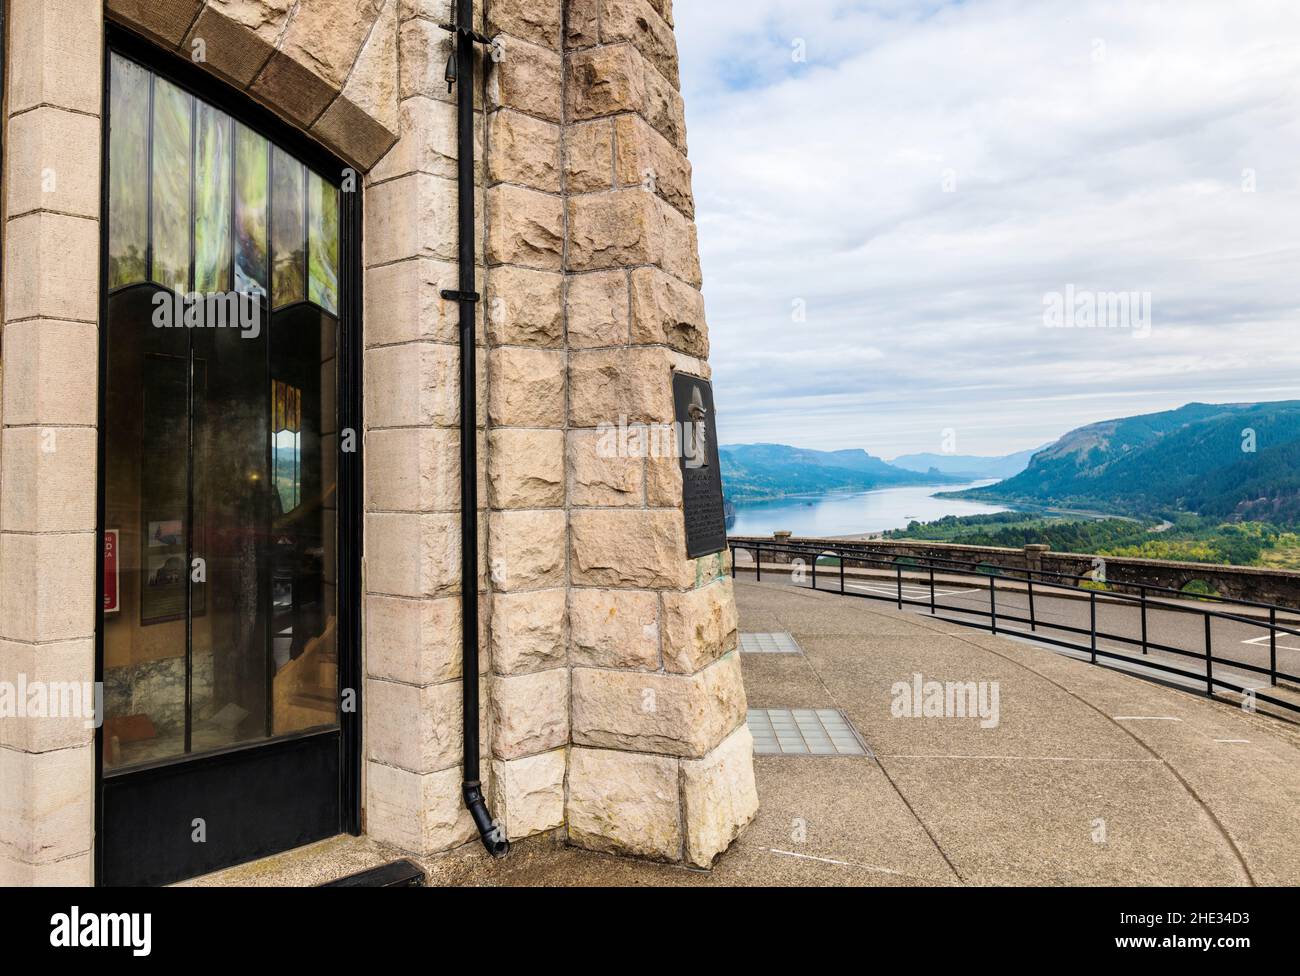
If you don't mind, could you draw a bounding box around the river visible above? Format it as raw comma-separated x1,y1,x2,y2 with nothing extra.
726,481,1010,538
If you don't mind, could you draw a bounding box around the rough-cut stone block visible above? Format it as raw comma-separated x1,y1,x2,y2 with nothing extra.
488,509,567,591
365,678,463,773
106,0,200,46
491,37,562,121
275,0,380,89
567,747,680,860
486,184,564,271
250,49,337,127
399,18,482,107
488,428,565,509
568,428,643,507
488,0,562,50
566,0,600,48
566,120,614,193
629,266,708,357
599,0,680,88
491,749,566,840
486,266,563,347
646,453,683,507
365,427,459,513
489,110,561,191
0,853,92,886
312,94,400,173
566,190,700,286
660,577,738,674
4,213,99,323
566,44,686,151
0,744,93,862
487,347,565,427
6,108,100,220
365,173,461,266
681,724,758,867
0,532,95,643
10,0,103,115
490,668,568,760
0,427,97,533
365,762,478,854
365,595,462,685
1,320,98,427
0,639,94,752
364,513,460,598
364,258,465,347
568,588,660,670
183,4,278,88
571,652,747,758
569,508,693,589
364,342,460,429
615,114,693,217
569,346,676,427
566,271,629,348
490,588,567,675
370,97,460,183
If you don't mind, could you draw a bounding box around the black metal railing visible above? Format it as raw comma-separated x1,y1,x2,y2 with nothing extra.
729,540,1300,716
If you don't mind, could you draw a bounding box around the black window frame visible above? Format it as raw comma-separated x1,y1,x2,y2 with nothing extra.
94,22,364,885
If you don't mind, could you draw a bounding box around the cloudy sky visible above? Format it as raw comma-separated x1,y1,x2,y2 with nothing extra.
672,0,1300,459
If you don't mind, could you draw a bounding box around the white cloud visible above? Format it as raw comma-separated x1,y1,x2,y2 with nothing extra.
673,0,1300,457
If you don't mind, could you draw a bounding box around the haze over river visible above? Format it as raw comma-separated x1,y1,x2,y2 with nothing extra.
726,481,1009,538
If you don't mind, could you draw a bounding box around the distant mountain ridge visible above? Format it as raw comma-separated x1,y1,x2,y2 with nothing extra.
890,446,1045,481
950,401,1300,523
720,443,962,503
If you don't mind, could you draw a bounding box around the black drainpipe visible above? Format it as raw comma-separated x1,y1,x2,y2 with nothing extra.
441,0,509,859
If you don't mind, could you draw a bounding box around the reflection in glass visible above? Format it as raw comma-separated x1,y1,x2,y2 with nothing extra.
151,78,193,293
307,172,339,315
271,147,306,308
108,54,150,289
234,123,269,300
194,103,232,293
101,59,343,772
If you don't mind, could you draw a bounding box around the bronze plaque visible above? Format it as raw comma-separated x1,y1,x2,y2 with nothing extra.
673,373,727,558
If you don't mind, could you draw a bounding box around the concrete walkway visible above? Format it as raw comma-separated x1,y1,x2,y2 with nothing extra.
189,578,1300,886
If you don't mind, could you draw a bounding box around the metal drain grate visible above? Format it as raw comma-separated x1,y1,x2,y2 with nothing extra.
747,708,868,756
739,632,802,654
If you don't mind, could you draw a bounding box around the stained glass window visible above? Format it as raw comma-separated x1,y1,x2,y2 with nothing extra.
307,172,339,315
194,102,232,293
151,78,193,294
106,54,341,315
234,123,269,300
271,147,306,308
108,54,149,289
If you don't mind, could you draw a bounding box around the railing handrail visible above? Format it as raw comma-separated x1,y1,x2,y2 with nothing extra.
731,537,1300,619
728,539,1300,715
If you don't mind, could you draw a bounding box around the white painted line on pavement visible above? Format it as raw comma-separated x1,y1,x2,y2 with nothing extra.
1112,716,1182,721
1242,635,1300,652
1214,739,1251,744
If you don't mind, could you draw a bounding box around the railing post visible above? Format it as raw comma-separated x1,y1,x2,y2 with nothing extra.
929,564,936,615
811,552,817,590
1270,606,1278,687
1140,586,1148,656
756,543,761,582
1089,591,1098,664
1204,612,1214,697
839,550,845,595
730,545,737,579
1027,574,1036,632
990,574,998,635
896,563,903,609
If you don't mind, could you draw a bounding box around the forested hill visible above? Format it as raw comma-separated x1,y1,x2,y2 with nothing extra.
951,401,1300,523
720,443,962,503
